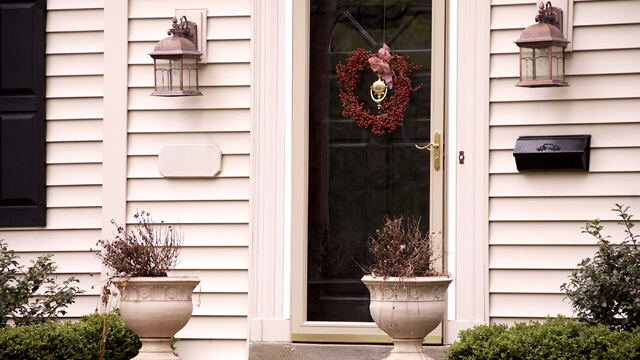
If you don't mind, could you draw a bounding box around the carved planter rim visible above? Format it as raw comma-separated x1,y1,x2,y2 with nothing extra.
111,275,200,284
361,274,453,284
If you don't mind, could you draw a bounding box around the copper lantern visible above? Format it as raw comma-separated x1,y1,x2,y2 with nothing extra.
149,16,202,96
515,2,569,87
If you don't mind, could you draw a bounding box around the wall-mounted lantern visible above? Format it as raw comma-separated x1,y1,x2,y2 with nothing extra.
515,1,569,87
149,16,202,96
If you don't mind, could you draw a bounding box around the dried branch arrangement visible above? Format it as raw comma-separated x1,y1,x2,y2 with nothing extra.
364,215,442,278
96,211,182,277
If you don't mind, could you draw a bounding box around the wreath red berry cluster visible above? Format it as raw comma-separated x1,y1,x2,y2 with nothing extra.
336,46,422,136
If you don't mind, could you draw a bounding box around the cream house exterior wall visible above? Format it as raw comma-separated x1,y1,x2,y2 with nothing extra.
3,1,252,359
487,0,640,324
3,0,640,358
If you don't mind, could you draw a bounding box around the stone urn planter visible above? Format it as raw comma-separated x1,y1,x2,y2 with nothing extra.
362,275,452,360
113,276,200,360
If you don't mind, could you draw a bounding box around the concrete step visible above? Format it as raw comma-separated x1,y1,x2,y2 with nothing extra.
249,342,448,360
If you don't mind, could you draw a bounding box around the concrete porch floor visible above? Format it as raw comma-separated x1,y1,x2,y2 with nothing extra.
249,342,448,360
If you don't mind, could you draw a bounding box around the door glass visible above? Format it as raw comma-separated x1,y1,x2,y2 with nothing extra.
308,0,432,322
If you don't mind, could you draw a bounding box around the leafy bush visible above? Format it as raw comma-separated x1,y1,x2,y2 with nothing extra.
0,239,83,327
0,311,141,360
446,316,640,360
561,204,640,331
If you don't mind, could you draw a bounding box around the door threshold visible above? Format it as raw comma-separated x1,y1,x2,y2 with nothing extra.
249,342,448,360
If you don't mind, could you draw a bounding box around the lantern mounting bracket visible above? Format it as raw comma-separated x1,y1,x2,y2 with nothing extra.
168,16,198,50
535,2,563,35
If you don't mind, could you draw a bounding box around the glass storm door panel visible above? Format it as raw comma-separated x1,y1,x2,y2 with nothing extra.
308,0,434,323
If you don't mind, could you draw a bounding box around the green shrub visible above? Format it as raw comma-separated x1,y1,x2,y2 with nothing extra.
561,204,640,331
0,239,83,327
446,316,640,360
0,311,141,360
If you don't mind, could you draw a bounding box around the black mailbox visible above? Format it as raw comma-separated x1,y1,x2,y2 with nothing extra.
513,135,591,172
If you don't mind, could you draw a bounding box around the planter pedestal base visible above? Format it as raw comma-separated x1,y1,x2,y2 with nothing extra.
134,338,180,360
386,339,432,360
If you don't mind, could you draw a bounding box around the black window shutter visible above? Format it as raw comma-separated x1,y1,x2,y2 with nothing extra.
0,0,46,226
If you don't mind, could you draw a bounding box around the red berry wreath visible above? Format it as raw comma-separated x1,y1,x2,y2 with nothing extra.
336,45,422,136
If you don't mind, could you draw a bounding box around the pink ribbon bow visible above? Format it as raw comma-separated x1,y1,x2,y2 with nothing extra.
368,44,393,89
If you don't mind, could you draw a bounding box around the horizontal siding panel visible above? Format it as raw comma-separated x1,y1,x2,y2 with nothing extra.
490,148,640,174
126,201,249,224
489,99,640,126
176,316,247,340
47,120,103,142
490,270,571,294
490,221,601,245
490,49,640,78
16,251,101,273
47,142,102,164
48,186,102,207
129,0,250,18
46,76,104,98
170,224,249,247
0,229,101,252
47,54,104,76
128,154,250,179
175,340,247,360
490,173,640,197
127,133,250,156
490,74,640,102
208,16,251,40
128,109,251,133
46,207,102,229
573,1,640,26
490,4,531,30
128,39,251,64
47,10,104,32
489,123,640,150
46,32,104,54
178,246,248,270
207,40,252,63
491,0,534,5
172,269,248,293
47,98,104,120
490,29,526,54
127,178,250,201
128,63,251,87
128,86,250,110
573,24,640,51
489,294,572,317
191,293,248,316
53,295,101,317
489,197,640,222
47,0,103,10
489,245,596,270
48,164,102,185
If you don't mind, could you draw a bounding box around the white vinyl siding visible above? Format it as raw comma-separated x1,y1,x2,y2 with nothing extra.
126,1,251,356
0,3,105,317
488,0,640,325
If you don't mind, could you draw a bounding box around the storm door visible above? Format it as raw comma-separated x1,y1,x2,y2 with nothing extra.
304,0,445,340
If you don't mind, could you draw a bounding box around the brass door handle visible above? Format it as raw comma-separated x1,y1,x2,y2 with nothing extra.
415,131,441,170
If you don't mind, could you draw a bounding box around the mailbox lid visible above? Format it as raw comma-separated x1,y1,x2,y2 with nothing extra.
513,135,591,172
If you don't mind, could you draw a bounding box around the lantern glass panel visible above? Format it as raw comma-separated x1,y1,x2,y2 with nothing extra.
155,59,182,91
520,47,534,82
551,45,564,81
534,46,550,81
182,58,199,92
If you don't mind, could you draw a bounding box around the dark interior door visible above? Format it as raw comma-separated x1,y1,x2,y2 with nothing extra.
307,0,432,322
0,0,46,226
